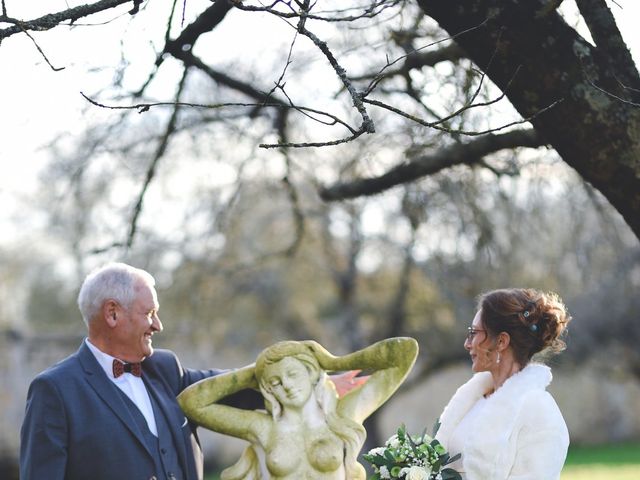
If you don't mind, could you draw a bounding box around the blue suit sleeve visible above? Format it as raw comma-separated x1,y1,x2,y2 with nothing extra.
152,349,225,392
152,349,263,410
20,375,68,480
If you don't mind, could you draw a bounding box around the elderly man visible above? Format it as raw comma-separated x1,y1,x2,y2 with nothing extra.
20,262,257,480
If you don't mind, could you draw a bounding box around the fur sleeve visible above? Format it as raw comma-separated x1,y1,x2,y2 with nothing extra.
507,391,569,480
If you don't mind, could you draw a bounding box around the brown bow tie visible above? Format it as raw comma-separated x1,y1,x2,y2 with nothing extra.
112,359,142,378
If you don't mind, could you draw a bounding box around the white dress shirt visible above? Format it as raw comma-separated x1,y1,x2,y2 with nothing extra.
85,338,158,436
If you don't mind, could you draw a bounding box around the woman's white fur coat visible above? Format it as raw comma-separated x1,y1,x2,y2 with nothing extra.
435,364,569,480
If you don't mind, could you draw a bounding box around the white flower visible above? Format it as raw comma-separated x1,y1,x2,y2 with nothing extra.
365,425,460,480
406,465,431,480
368,447,386,456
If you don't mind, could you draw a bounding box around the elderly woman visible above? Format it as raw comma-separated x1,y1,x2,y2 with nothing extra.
435,288,571,480
178,337,418,480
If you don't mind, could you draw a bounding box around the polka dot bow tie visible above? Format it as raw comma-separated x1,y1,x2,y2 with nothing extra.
112,359,142,378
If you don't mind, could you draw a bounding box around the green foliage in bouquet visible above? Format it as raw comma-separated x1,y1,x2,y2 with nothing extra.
363,424,462,480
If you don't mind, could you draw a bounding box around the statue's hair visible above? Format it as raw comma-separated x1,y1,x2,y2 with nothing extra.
221,445,261,480
255,341,321,418
224,341,366,479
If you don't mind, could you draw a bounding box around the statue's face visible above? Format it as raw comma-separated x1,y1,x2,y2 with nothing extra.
263,356,313,409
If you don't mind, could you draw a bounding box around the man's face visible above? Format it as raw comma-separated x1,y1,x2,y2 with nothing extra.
116,280,162,362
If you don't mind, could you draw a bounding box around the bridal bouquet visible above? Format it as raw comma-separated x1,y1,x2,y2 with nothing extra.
363,424,462,480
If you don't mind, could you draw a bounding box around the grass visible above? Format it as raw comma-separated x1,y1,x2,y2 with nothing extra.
206,442,640,480
562,465,640,479
561,442,640,480
564,442,640,465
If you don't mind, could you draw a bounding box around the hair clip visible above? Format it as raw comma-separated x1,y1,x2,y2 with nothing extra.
523,310,530,318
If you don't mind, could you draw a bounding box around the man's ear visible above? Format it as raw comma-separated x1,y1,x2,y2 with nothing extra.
103,299,119,328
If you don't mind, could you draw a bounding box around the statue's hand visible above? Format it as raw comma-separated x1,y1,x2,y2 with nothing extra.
330,370,370,397
301,340,335,364
301,340,370,395
301,339,324,351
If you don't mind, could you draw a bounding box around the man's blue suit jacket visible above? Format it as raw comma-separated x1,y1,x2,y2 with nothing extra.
20,341,228,480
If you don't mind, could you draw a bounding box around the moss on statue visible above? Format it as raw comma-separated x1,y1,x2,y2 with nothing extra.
178,337,418,479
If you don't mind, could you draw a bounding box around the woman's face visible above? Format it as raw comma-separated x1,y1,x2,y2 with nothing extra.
464,310,495,373
263,356,314,409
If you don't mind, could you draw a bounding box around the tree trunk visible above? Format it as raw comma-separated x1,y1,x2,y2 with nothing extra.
417,0,640,239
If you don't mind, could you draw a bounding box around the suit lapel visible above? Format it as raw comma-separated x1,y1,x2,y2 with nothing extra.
77,343,153,457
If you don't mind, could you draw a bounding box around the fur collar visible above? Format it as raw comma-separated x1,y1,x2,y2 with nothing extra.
436,364,553,478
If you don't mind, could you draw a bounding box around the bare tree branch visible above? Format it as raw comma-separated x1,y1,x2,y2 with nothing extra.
176,49,276,102
0,0,134,41
275,78,305,258
417,0,640,238
576,0,640,101
281,173,305,257
364,95,564,136
382,199,418,340
320,128,545,201
350,43,466,82
534,0,566,19
296,11,375,134
161,0,234,61
585,78,640,107
17,24,65,71
126,68,189,247
229,0,403,23
80,93,358,134
259,130,367,149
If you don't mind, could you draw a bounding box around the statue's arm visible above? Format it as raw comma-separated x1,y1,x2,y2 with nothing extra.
177,364,270,443
307,337,418,423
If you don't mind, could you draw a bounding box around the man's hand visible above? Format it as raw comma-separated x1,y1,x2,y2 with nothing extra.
330,370,369,397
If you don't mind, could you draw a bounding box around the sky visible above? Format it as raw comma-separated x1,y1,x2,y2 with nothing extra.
0,0,639,248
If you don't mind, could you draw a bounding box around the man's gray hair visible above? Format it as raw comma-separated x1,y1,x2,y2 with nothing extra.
77,262,155,325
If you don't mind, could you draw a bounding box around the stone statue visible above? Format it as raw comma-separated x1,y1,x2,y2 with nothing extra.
177,337,418,480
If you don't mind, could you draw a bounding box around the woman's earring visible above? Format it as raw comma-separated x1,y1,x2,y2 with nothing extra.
496,352,501,365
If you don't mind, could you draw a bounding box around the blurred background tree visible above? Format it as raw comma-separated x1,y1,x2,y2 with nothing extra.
1,0,640,477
